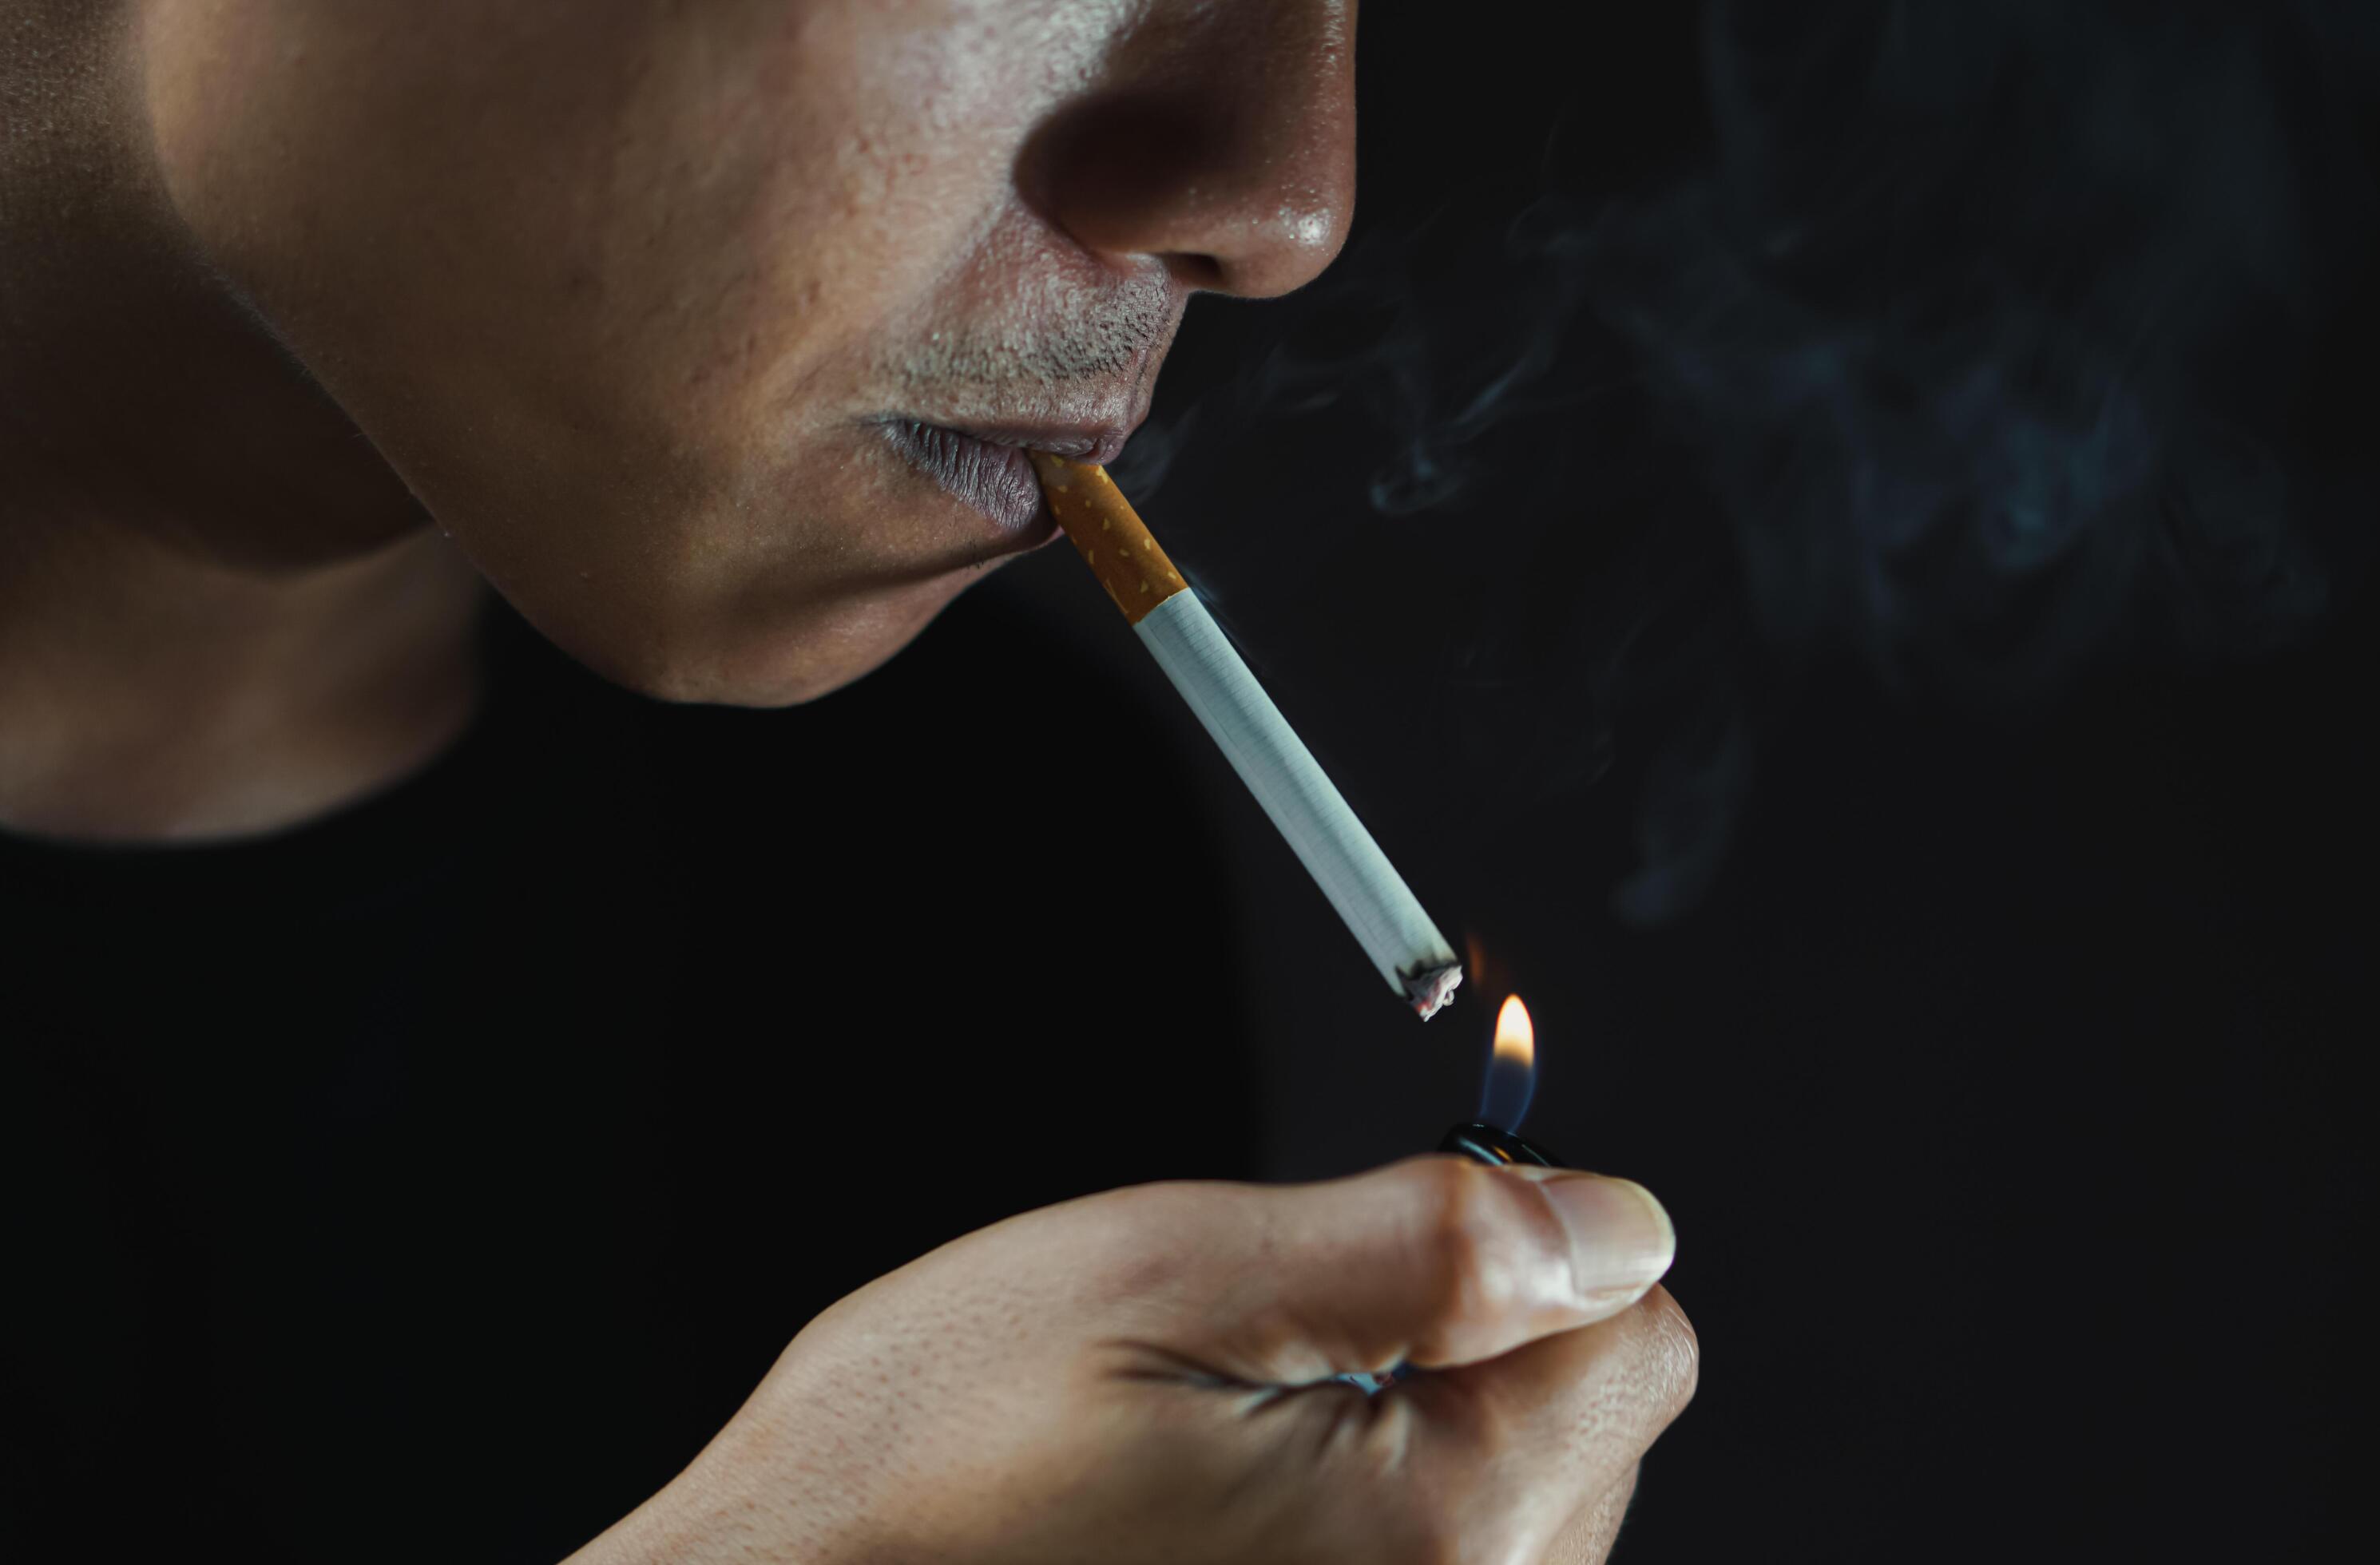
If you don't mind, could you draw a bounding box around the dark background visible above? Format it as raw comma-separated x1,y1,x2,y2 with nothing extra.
8,3,2373,1561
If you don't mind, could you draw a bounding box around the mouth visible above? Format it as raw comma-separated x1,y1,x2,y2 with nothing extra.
877,418,1135,536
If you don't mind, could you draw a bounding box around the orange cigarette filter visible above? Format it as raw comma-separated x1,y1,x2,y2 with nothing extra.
1029,454,1189,624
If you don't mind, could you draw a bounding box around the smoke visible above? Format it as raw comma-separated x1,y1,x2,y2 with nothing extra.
1597,0,2374,691
1121,200,1602,517
1155,0,2380,925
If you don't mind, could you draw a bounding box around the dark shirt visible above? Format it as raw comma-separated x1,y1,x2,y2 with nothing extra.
2,588,1258,1560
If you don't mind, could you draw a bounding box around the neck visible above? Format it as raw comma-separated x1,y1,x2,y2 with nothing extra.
1,2,486,843
0,524,486,844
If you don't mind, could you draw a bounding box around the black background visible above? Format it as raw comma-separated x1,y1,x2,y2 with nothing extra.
9,3,2374,1561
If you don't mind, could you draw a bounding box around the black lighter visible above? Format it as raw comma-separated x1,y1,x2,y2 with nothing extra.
1438,1121,1565,1168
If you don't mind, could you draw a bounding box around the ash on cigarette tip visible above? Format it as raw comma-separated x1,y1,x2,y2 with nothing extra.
1406,965,1463,1020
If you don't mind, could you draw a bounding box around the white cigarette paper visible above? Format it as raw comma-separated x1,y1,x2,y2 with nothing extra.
1031,453,1463,1020
1136,591,1464,1018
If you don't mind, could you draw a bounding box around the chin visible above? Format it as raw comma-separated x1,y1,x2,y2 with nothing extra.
555,571,978,709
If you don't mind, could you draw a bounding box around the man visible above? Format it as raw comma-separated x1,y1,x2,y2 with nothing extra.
2,4,1694,1559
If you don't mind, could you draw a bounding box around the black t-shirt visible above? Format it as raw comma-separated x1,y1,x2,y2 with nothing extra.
2,589,1259,1560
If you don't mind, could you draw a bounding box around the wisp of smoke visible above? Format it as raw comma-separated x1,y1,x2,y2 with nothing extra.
1601,0,2373,691
1157,0,2379,925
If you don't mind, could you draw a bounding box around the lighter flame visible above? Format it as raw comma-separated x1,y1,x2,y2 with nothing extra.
1492,994,1534,1071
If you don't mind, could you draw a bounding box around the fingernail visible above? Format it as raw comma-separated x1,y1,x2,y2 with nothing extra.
1518,1171,1677,1303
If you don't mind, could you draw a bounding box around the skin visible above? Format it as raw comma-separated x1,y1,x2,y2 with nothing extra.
2,0,1355,836
2,4,1699,1559
574,1159,1695,1565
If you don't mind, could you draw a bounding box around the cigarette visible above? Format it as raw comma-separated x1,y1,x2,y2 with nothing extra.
1029,453,1463,1020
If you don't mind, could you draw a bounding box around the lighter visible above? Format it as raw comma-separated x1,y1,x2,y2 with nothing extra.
1437,1121,1565,1168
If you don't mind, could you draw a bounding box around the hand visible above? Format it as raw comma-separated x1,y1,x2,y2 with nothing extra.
573,1157,1695,1564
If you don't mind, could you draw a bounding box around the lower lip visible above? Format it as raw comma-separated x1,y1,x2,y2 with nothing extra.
879,421,1049,536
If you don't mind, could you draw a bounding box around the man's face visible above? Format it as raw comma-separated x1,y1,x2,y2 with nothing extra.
138,1,1355,702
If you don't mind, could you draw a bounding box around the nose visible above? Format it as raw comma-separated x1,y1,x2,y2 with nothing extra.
1020,2,1359,299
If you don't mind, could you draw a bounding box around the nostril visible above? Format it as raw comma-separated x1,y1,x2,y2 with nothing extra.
1017,54,1354,299
1164,250,1228,292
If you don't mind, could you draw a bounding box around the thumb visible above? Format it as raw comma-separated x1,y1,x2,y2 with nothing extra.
1160,1156,1677,1385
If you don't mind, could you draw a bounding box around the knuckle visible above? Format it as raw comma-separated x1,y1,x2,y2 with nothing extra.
1071,1181,1248,1311
1079,1185,1195,1270
1407,1159,1527,1325
1393,1158,1582,1351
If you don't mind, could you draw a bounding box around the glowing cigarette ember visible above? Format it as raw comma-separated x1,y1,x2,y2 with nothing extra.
1029,452,1463,1020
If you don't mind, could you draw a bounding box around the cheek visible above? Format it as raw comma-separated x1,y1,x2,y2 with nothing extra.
141,1,1034,467
137,0,1071,703
146,4,799,442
